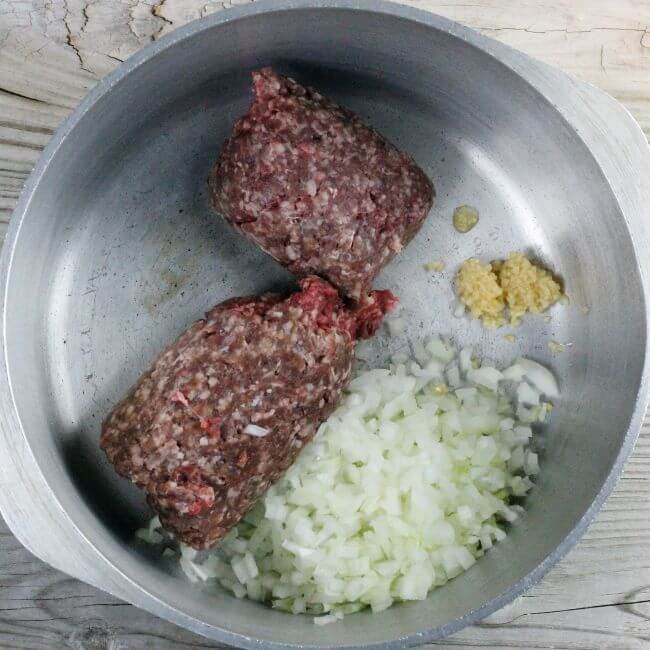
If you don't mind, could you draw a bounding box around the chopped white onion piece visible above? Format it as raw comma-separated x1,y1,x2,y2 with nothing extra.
314,614,339,626
180,557,200,583
524,450,540,475
467,366,503,392
446,363,462,388
516,358,560,398
459,347,473,375
517,382,540,407
244,424,270,437
180,543,197,561
502,364,526,382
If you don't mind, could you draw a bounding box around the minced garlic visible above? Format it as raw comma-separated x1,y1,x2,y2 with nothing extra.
455,258,505,328
455,252,562,328
495,252,563,325
453,205,479,233
425,261,445,272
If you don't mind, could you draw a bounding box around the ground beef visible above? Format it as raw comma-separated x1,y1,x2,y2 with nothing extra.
208,68,434,301
101,277,395,549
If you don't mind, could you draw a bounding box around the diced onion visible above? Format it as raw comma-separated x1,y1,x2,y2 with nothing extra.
502,364,526,382
459,347,473,375
467,366,503,392
244,424,270,437
517,382,540,406
516,358,560,398
140,337,555,624
314,614,339,626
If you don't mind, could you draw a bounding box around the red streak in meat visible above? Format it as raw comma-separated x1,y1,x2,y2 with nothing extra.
353,290,399,339
159,465,216,516
199,416,222,439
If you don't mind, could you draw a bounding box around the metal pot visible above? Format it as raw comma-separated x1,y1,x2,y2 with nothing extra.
1,1,649,647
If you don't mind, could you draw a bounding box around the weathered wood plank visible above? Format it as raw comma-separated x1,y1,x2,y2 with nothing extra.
2,0,650,216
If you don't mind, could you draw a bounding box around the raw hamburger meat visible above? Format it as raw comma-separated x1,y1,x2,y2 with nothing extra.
208,68,434,301
101,277,395,549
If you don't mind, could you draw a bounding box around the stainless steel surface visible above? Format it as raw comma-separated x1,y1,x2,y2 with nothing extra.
1,1,649,647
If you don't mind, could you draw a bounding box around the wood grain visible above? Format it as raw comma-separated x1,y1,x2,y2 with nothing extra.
1,1,649,648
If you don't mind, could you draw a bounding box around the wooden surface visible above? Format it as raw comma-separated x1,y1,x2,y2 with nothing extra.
1,1,650,647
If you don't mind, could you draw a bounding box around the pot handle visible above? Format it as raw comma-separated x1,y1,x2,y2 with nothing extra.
0,422,140,602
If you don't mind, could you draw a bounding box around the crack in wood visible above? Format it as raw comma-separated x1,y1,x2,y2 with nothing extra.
152,0,173,39
481,596,650,628
0,121,53,136
62,0,92,74
80,1,90,34
104,52,125,64
530,596,650,617
0,595,111,603
0,88,52,107
485,26,649,35
642,29,650,48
